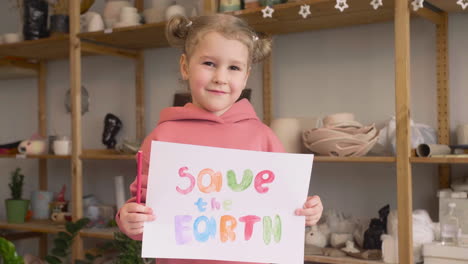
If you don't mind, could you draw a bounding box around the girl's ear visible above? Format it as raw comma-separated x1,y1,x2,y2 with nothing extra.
180,54,189,80
243,67,251,88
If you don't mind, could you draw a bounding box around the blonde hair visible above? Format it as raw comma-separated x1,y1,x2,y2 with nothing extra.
166,14,272,65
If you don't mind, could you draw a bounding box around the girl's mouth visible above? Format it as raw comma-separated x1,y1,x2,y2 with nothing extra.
207,89,227,95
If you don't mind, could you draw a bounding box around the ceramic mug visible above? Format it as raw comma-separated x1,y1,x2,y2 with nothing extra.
88,15,105,32
53,138,71,155
3,33,22,44
51,212,72,223
457,124,468,145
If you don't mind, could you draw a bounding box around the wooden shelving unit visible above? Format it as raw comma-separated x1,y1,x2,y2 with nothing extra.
0,36,70,60
0,220,64,234
305,255,384,264
1,0,464,263
78,0,441,50
411,156,468,164
80,227,119,240
0,153,71,159
314,156,396,163
81,149,135,160
0,221,117,240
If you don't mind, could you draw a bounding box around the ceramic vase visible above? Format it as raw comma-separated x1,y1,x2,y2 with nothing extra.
103,0,132,28
30,191,53,219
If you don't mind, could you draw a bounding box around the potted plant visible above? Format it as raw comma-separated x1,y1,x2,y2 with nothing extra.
5,168,29,224
0,237,24,264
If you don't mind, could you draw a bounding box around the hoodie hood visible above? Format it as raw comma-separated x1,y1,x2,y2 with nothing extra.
158,99,259,125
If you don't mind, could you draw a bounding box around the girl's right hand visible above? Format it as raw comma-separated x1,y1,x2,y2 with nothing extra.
119,202,157,236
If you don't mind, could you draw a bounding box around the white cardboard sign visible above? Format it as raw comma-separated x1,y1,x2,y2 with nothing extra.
142,141,313,264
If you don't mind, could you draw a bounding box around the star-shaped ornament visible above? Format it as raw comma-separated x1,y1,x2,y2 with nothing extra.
411,0,424,11
299,4,311,19
370,0,383,10
335,0,349,12
457,0,468,10
261,5,274,18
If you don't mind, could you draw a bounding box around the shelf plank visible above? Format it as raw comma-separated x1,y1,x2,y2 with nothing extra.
427,0,468,12
81,149,136,160
0,220,64,234
314,156,396,163
0,36,70,60
81,227,119,240
411,156,468,164
0,153,71,159
78,0,440,52
78,0,395,50
305,255,384,264
0,59,38,80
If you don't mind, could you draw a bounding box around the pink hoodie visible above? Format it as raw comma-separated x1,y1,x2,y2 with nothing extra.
116,99,284,264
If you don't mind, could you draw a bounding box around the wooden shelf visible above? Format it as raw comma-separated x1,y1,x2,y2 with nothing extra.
0,153,71,159
80,227,118,240
305,255,384,264
0,58,39,79
0,220,64,234
79,0,438,50
427,0,468,12
314,156,396,163
0,36,70,60
411,156,468,164
81,149,136,160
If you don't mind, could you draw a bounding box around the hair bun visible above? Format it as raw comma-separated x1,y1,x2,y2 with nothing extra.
166,15,191,49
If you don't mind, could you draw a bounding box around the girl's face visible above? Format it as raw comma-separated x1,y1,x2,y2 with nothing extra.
180,31,250,116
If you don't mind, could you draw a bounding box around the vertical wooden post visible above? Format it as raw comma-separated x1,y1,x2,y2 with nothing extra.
70,0,84,262
203,0,218,14
395,0,413,263
436,13,450,189
135,0,144,12
136,51,145,141
37,61,48,259
38,61,47,190
262,54,272,126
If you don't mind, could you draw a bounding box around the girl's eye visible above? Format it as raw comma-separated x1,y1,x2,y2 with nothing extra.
229,66,241,71
203,61,215,67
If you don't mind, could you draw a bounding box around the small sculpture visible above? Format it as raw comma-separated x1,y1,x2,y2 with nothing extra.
363,204,390,249
305,225,327,248
102,113,122,149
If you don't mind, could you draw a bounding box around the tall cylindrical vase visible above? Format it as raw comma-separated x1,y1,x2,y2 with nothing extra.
31,191,54,220
114,175,125,210
23,0,49,40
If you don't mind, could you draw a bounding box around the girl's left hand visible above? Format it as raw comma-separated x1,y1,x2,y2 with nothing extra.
295,195,323,226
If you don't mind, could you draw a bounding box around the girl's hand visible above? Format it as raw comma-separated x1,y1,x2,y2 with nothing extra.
119,202,156,236
295,195,323,226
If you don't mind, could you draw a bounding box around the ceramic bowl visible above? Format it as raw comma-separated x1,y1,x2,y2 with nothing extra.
303,133,378,157
322,112,355,127
302,124,377,145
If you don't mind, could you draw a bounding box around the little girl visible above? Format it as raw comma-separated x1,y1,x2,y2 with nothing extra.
117,13,323,264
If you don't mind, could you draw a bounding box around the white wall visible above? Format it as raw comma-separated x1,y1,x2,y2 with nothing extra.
0,4,467,256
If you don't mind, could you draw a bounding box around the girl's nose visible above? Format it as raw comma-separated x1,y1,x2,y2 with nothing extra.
213,69,228,84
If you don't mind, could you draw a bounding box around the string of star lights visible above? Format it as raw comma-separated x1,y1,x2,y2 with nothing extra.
260,0,465,19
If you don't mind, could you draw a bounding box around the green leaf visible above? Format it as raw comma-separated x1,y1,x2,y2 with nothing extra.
57,231,72,241
45,255,62,264
53,238,69,249
65,222,79,234
75,218,90,229
85,253,95,261
52,248,67,257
